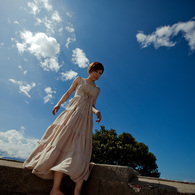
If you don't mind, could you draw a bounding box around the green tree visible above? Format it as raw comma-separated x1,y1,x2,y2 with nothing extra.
92,126,160,178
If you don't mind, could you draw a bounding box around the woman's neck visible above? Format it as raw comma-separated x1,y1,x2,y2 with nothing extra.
87,77,95,84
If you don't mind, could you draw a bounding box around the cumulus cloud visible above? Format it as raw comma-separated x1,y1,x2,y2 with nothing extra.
72,48,89,68
44,87,56,104
9,79,36,98
61,70,78,81
16,30,61,72
136,19,195,51
0,129,39,160
18,31,60,58
40,58,61,72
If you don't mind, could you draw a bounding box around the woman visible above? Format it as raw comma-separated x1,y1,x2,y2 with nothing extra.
23,62,104,195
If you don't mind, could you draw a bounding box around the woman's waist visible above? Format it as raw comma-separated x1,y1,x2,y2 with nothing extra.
74,94,93,100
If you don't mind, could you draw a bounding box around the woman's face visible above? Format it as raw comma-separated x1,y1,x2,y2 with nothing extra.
89,69,103,81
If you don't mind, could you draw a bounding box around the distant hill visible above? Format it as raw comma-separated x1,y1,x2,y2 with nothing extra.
1,157,25,162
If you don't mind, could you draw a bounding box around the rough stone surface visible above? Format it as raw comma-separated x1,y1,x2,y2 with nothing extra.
86,163,138,182
0,158,195,195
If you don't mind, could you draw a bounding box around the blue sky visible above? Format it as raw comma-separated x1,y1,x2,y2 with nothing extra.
0,0,195,182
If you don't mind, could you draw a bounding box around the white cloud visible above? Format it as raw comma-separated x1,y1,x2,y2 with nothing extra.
9,79,36,98
40,58,61,72
16,30,61,72
72,48,89,68
39,17,54,34
44,87,56,104
20,126,25,131
35,16,58,34
61,70,78,81
66,37,76,48
41,0,52,12
51,11,62,22
58,28,63,33
18,65,28,75
28,0,52,15
136,19,195,51
18,65,22,69
7,18,11,24
14,21,19,25
66,26,75,33
35,18,42,25
19,31,60,58
28,0,61,35
0,42,5,48
65,23,76,48
174,21,195,51
28,2,40,15
0,129,39,160
16,42,26,53
136,26,176,49
66,12,72,18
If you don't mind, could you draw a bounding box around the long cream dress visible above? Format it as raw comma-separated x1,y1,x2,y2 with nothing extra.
23,77,98,182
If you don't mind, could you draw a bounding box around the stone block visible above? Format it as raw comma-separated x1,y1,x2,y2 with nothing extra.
1,158,195,195
89,163,138,183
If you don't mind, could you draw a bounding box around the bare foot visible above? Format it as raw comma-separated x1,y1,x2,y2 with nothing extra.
50,188,64,195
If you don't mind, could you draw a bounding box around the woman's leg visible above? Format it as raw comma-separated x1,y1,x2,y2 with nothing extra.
74,180,83,195
50,171,64,195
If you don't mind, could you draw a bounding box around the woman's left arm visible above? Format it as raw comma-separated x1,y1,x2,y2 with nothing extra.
92,88,101,123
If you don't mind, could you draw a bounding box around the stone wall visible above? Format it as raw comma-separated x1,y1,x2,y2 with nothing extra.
0,158,195,195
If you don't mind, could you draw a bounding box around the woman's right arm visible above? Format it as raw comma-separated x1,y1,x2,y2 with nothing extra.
52,77,81,115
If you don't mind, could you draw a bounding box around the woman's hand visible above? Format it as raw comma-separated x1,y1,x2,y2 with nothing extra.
96,111,101,123
52,104,60,116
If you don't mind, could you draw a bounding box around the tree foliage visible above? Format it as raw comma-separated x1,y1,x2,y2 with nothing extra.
92,126,160,178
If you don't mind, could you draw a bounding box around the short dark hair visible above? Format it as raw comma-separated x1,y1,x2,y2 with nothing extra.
88,62,104,74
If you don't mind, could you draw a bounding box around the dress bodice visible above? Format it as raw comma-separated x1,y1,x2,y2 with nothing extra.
75,78,98,102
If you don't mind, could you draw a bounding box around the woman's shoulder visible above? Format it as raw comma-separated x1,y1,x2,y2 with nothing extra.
74,76,82,83
73,77,87,87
